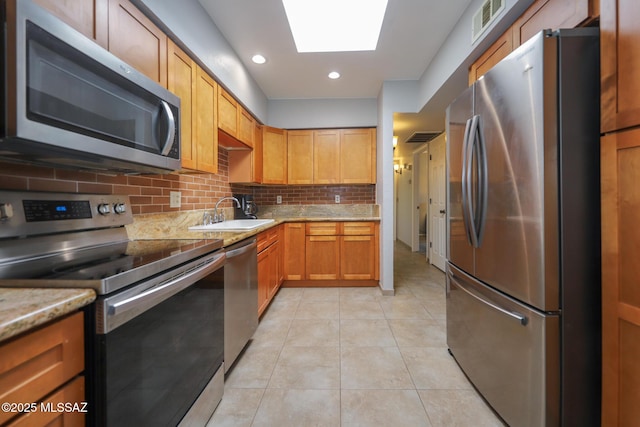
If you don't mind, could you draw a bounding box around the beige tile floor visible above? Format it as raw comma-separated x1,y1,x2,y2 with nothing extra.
207,243,505,427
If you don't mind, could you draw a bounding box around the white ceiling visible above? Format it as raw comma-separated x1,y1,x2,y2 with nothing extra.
198,0,473,100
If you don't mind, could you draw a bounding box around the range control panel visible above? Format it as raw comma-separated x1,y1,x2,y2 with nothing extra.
0,191,132,239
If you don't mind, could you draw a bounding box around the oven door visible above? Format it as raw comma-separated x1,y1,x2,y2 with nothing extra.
89,251,225,427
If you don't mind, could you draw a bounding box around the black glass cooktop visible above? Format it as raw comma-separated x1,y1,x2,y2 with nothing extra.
0,238,223,294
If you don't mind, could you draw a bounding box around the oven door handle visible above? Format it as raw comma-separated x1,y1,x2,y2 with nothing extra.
104,252,225,333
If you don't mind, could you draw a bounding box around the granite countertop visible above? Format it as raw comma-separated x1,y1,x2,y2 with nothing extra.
0,288,96,344
126,204,381,247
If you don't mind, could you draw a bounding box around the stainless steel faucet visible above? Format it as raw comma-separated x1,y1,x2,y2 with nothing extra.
213,196,241,223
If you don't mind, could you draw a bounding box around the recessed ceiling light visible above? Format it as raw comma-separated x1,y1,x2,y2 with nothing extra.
252,54,267,64
328,71,340,79
282,0,388,53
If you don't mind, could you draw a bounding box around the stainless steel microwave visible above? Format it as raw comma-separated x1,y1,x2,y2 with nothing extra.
0,0,181,174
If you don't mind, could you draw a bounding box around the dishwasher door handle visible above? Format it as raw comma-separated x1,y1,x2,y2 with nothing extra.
226,239,257,259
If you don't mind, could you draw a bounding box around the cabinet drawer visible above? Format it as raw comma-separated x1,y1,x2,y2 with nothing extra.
257,230,270,253
7,376,85,427
0,312,84,426
342,222,376,236
306,222,339,236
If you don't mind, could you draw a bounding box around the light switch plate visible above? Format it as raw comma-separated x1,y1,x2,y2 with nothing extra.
170,191,181,208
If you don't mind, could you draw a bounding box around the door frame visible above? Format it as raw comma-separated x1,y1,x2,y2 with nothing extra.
411,143,430,253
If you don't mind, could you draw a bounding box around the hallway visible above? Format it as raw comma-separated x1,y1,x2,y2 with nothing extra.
207,242,504,426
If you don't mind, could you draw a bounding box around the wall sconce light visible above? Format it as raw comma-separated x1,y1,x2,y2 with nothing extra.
394,163,402,174
393,136,398,150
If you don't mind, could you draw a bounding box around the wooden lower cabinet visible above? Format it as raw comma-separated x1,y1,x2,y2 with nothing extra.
340,235,377,280
284,223,306,280
305,235,340,280
257,225,283,316
601,127,640,425
282,221,379,287
0,312,85,427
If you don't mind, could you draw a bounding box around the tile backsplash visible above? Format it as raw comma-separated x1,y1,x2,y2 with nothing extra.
0,149,376,214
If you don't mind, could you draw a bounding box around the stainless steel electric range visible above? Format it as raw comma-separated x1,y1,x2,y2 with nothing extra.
0,190,225,426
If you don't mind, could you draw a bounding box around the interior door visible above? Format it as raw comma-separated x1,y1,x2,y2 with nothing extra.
429,136,446,271
446,86,474,275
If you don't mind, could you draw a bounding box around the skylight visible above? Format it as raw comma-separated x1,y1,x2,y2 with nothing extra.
282,0,388,53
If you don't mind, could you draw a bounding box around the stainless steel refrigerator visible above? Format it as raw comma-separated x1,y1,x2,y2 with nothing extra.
445,29,601,427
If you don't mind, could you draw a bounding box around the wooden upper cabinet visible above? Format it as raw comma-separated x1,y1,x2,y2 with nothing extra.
229,123,263,183
512,0,593,46
287,130,314,184
238,107,255,148
469,0,599,85
167,40,197,171
218,87,239,137
262,126,287,184
601,0,640,133
195,67,218,173
469,29,513,85
108,0,167,87
34,0,108,47
340,128,376,184
313,129,341,184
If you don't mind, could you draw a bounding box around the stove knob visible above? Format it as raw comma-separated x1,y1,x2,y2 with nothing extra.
0,203,13,221
97,203,111,215
113,203,127,214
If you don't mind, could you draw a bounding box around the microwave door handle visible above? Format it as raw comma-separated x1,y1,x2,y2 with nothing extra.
461,118,474,246
465,115,479,248
160,100,176,156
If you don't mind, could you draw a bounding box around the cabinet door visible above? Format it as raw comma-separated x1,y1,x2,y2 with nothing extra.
313,129,340,184
284,223,306,280
268,242,280,299
34,0,108,47
238,107,255,148
263,126,287,184
340,235,376,280
229,123,262,183
601,0,640,132
0,312,84,426
167,41,197,171
601,128,640,425
468,29,513,85
305,236,339,280
195,67,218,173
512,0,591,46
257,247,270,316
218,87,238,137
340,128,376,184
288,130,314,184
108,0,167,86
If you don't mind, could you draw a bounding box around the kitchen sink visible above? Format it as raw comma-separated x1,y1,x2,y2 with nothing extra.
188,219,275,231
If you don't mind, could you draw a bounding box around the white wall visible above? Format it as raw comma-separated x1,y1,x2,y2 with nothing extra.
268,98,377,129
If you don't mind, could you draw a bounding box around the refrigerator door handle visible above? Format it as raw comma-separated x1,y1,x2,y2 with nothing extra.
473,116,488,247
461,117,475,246
464,116,480,247
449,270,529,326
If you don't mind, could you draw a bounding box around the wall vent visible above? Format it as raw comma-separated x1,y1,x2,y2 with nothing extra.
405,131,442,144
472,0,505,43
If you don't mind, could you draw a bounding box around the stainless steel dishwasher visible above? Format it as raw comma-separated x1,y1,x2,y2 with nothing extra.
224,238,258,372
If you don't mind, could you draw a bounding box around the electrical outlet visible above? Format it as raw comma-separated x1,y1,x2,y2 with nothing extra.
169,191,181,208
335,195,340,204
276,195,282,204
